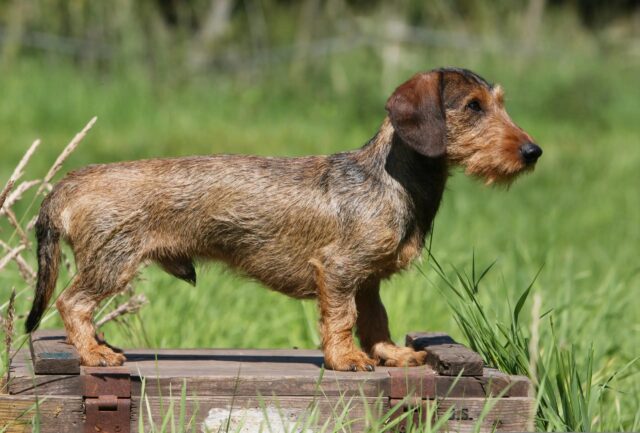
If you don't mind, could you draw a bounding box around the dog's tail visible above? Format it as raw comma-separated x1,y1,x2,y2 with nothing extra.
25,201,61,333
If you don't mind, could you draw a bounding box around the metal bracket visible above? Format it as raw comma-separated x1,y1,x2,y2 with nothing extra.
82,366,131,433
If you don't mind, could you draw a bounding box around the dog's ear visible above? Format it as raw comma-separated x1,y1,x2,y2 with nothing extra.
385,71,446,158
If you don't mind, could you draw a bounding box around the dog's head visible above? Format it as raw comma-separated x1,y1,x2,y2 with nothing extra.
385,68,541,184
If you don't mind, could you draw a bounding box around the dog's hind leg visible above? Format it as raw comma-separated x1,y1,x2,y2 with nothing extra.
355,280,426,367
57,273,127,366
57,250,141,366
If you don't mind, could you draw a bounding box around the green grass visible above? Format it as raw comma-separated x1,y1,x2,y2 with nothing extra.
1,14,639,431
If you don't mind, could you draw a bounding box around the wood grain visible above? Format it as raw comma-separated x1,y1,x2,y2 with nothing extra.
390,396,535,433
0,394,387,433
436,396,535,432
406,332,484,376
29,330,80,375
131,395,387,432
0,395,83,433
8,349,81,396
11,347,390,397
12,338,531,399
8,330,535,432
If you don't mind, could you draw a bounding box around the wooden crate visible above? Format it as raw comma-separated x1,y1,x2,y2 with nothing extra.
2,330,534,433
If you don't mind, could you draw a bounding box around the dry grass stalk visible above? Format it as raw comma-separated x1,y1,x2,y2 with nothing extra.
528,292,542,386
0,179,40,217
12,253,35,283
24,116,98,230
96,294,149,328
40,116,97,189
7,139,40,186
0,180,14,211
25,215,37,232
5,209,29,247
2,288,16,393
0,240,35,283
0,245,26,272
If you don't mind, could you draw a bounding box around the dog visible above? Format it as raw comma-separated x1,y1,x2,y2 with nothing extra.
25,68,541,371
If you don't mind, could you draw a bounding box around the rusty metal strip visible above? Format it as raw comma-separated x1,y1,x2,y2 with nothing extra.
81,366,131,433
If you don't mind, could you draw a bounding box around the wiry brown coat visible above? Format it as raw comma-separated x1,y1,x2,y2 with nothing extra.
26,68,541,370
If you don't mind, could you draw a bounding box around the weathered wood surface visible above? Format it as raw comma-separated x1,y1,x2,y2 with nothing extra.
0,394,534,433
8,330,535,432
134,395,386,432
436,396,535,432
0,394,385,433
29,329,80,375
0,395,83,433
406,332,484,376
390,396,535,433
11,349,531,400
12,346,391,397
14,330,531,399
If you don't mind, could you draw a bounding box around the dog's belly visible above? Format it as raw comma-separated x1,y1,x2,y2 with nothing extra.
199,242,319,299
180,215,324,299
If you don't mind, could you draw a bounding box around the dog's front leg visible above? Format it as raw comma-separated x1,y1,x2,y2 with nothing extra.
355,280,427,367
310,257,376,372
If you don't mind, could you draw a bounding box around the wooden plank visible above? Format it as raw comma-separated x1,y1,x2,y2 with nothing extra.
8,349,81,396
436,375,500,398
436,397,535,432
425,345,484,377
10,367,388,398
10,365,525,400
435,369,531,399
0,395,83,433
115,347,390,397
389,396,535,433
406,331,456,347
406,332,484,376
131,395,387,432
383,367,527,398
384,365,437,398
0,394,388,433
0,395,533,433
12,342,530,400
124,347,326,364
130,372,389,398
10,347,390,397
29,329,80,375
8,373,81,396
378,366,529,400
508,374,534,397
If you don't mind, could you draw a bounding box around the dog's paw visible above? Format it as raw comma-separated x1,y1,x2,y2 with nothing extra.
96,333,124,353
373,344,427,367
325,350,376,372
81,344,127,367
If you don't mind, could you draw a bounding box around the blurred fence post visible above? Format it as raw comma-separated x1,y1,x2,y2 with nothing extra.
245,0,270,76
1,0,28,69
381,17,406,94
188,0,233,72
519,0,546,65
289,0,321,81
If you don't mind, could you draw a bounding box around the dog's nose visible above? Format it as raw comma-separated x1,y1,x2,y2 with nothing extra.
520,142,543,164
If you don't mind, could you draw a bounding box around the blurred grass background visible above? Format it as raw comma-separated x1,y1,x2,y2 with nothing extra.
0,0,639,430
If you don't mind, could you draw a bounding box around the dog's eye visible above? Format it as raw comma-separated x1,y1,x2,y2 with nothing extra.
466,100,482,112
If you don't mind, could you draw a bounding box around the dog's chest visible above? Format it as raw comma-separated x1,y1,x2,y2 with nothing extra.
373,225,424,278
